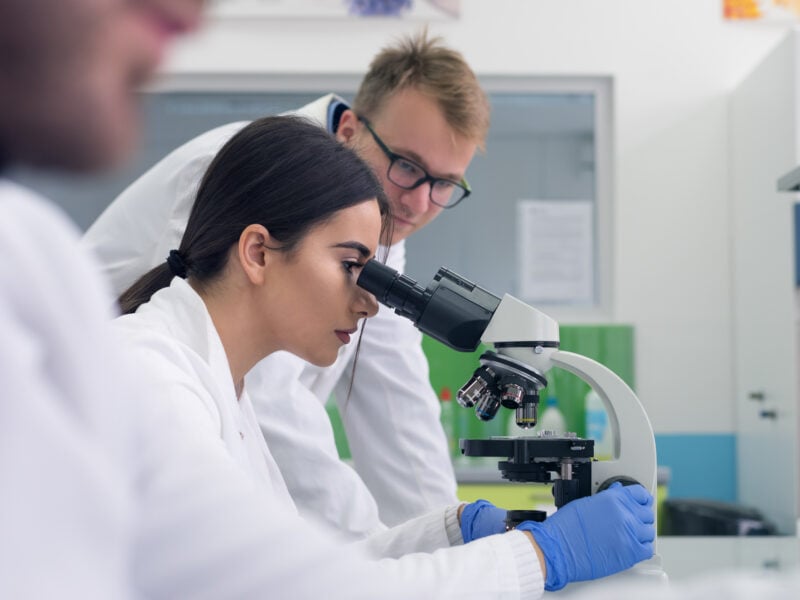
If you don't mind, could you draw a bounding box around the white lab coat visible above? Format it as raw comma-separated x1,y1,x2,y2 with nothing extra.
112,275,543,596
112,277,295,507
0,179,401,599
0,180,134,598
1,177,545,598
83,94,458,534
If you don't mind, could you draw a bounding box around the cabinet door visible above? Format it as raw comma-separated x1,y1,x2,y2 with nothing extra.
730,31,800,534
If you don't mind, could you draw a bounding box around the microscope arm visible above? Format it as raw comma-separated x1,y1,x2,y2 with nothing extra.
550,351,657,497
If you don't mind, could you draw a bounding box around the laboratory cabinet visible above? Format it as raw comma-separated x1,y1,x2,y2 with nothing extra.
729,29,800,535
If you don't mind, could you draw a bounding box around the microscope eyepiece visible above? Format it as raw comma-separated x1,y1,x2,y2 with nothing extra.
356,259,501,352
357,260,427,322
357,260,427,321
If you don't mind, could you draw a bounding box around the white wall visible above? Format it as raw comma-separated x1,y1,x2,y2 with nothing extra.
163,0,790,434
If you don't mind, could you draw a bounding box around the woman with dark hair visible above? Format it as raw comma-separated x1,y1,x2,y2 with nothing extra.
115,115,389,500
111,115,655,597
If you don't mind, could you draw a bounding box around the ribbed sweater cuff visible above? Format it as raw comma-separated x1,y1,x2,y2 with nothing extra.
507,530,545,598
444,504,464,546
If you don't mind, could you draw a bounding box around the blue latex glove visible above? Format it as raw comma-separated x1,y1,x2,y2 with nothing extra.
459,499,508,543
517,482,655,591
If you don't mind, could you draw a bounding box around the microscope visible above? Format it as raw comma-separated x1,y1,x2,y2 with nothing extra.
358,260,665,591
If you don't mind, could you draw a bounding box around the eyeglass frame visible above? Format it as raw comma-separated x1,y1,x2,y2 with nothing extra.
356,115,472,209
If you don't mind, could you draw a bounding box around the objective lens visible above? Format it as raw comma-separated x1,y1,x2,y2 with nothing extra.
501,383,525,408
457,376,486,408
515,402,538,429
475,392,501,421
457,366,496,408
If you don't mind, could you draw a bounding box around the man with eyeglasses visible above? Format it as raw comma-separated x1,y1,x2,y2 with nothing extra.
83,30,489,539
358,115,472,210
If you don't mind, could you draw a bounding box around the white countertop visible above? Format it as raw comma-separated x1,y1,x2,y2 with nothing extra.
658,536,799,580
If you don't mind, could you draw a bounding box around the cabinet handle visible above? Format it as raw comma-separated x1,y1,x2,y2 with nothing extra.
748,391,766,401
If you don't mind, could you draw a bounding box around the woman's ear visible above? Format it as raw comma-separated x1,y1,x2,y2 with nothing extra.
238,224,271,286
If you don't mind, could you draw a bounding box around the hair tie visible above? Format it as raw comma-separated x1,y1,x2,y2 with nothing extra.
166,249,188,279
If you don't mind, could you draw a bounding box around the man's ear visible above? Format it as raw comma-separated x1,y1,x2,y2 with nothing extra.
336,109,360,145
238,224,271,286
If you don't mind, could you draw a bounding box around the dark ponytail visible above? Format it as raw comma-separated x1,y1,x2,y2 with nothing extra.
119,115,389,314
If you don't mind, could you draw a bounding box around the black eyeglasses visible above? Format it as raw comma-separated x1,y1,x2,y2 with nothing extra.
358,116,471,209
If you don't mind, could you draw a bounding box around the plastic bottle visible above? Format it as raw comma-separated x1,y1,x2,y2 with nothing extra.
438,387,457,459
584,388,613,460
534,394,567,435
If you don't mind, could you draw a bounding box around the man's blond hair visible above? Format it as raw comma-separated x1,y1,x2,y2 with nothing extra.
352,30,490,150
